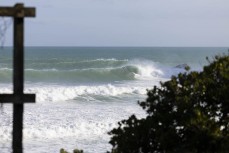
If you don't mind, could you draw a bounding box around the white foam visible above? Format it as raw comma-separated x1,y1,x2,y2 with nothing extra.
127,59,183,80
26,68,59,72
31,84,148,102
0,84,149,102
0,68,12,71
0,100,146,153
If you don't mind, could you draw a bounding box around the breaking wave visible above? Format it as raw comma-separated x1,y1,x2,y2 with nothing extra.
0,59,182,83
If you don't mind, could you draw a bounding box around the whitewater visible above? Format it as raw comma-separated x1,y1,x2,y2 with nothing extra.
0,47,227,153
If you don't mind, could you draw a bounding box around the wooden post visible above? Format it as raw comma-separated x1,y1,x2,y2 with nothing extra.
0,3,36,153
13,4,24,152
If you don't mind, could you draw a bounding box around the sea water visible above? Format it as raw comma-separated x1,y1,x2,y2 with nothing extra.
0,47,227,153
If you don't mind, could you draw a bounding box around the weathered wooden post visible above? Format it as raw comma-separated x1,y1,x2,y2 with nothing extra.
0,4,36,153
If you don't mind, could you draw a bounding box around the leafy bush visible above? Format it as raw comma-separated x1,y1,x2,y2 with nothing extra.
60,148,84,153
108,55,229,153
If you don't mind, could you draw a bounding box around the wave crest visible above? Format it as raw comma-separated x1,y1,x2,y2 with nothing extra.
0,59,183,83
28,84,147,102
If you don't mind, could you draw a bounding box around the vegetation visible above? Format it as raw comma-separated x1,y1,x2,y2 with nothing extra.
60,148,83,153
108,54,229,153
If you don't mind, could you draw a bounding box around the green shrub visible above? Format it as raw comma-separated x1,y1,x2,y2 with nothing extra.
108,55,229,153
60,148,68,153
73,149,84,153
60,148,83,153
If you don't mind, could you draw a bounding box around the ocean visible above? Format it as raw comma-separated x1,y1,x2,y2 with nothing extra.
0,47,227,153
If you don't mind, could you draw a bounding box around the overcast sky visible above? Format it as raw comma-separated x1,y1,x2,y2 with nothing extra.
1,0,229,46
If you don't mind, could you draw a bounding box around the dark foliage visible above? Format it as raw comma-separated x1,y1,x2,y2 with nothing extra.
108,55,229,153
60,148,84,153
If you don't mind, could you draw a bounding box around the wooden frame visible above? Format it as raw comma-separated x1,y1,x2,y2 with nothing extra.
0,3,36,153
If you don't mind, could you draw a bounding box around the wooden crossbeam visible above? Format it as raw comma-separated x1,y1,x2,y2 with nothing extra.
0,3,35,17
0,94,35,103
0,3,36,153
